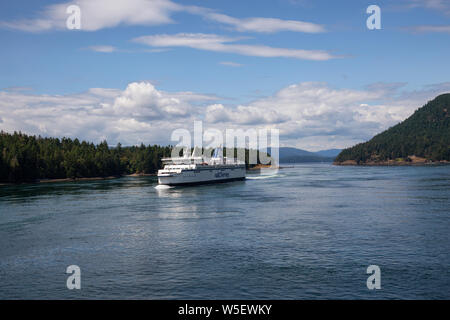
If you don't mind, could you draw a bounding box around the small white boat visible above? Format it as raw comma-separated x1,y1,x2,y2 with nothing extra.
157,148,246,186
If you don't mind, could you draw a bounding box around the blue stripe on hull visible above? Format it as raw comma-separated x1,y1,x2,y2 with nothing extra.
162,177,245,186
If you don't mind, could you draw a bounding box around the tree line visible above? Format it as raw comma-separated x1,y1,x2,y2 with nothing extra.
0,131,270,183
0,131,172,182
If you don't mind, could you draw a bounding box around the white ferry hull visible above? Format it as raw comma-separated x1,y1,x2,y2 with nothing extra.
158,166,245,186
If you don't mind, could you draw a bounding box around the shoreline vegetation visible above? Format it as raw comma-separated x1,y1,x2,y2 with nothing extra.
0,131,271,184
335,157,449,166
334,94,450,166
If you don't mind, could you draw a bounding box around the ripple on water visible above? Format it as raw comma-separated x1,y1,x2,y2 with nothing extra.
0,164,449,299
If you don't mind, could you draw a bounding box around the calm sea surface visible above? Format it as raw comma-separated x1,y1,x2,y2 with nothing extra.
0,164,449,299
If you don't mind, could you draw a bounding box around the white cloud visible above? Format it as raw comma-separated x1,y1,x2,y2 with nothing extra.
87,45,117,52
0,81,217,145
2,81,449,150
406,25,450,33
133,33,337,61
407,0,450,14
219,61,244,67
204,81,450,150
0,0,182,32
205,104,288,125
135,33,233,47
400,1,450,34
110,82,192,119
204,13,325,33
0,0,327,34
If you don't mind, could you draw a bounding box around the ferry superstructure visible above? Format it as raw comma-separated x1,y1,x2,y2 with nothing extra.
157,148,246,186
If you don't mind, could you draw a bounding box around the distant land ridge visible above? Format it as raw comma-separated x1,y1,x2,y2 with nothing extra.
335,93,450,165
272,147,341,163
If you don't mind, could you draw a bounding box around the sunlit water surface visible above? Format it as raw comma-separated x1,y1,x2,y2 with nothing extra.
0,164,449,299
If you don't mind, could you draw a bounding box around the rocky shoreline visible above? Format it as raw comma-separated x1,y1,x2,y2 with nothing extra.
334,156,449,166
247,164,280,170
126,173,157,177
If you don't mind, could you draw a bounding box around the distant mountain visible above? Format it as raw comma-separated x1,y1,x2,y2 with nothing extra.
315,149,342,158
335,93,450,165
277,147,316,158
269,147,341,163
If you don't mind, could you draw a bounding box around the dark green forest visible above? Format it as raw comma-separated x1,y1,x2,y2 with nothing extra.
0,131,268,183
0,131,173,182
335,93,450,164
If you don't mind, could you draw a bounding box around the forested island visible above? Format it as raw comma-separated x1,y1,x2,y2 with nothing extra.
0,131,267,183
335,93,450,165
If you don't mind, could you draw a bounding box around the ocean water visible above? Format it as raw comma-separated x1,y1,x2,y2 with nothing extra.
0,163,449,299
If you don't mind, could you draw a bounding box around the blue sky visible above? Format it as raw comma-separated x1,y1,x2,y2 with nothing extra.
0,0,449,150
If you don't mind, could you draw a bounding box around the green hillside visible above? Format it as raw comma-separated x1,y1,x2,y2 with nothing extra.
335,93,450,164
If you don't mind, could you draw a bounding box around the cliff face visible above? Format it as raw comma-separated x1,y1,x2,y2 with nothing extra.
334,94,450,165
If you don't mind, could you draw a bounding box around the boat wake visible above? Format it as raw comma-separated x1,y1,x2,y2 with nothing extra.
154,185,174,190
246,174,284,180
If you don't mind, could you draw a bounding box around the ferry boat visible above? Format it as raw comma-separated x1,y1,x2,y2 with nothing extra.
157,148,246,186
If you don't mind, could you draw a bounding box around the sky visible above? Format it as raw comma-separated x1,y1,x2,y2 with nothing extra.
0,0,449,151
